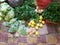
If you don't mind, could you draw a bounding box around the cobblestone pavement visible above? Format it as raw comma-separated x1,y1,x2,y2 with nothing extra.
0,23,60,45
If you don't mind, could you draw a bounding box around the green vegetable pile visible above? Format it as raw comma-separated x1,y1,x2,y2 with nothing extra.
42,2,60,24
14,0,39,21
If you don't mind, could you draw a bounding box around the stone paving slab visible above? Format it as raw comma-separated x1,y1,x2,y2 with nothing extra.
0,24,60,45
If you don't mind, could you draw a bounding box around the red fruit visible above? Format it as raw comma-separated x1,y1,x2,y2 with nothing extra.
36,0,51,9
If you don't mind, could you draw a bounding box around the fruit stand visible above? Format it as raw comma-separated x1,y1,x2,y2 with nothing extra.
0,0,60,45
0,0,60,37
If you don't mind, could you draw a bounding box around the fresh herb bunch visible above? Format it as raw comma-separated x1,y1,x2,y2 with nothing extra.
42,2,60,24
14,0,39,21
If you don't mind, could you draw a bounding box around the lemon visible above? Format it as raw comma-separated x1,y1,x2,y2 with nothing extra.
42,21,45,24
30,20,34,22
28,23,31,26
35,26,39,30
39,15,43,19
36,23,40,26
39,23,43,28
31,21,35,25
30,20,35,24
35,31,38,36
31,24,34,27
39,20,42,22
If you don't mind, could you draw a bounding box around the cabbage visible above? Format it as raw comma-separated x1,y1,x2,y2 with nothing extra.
6,9,14,18
0,12,3,17
0,12,4,20
0,2,15,21
0,2,10,13
5,9,15,21
8,21,20,33
0,0,5,2
2,21,10,27
9,18,17,23
0,17,2,20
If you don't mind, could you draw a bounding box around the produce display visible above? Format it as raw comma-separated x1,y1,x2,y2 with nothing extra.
0,0,59,36
0,0,41,36
28,16,45,29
